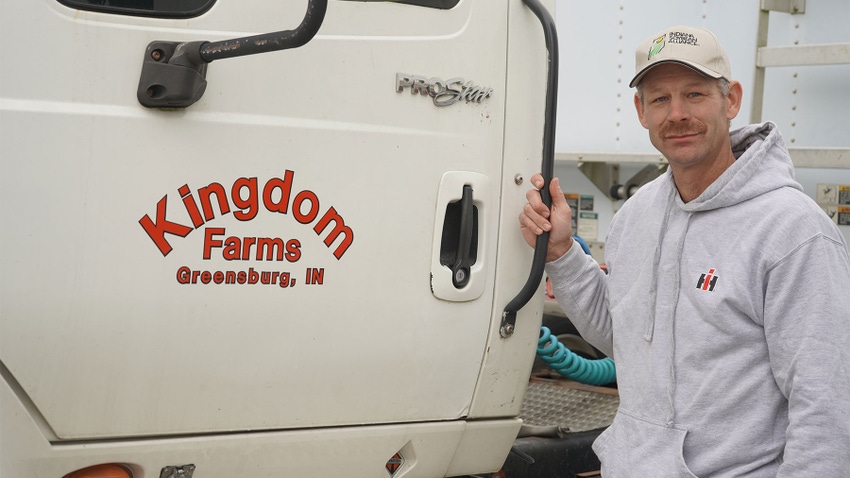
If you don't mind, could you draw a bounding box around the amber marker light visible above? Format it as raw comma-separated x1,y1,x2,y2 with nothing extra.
63,463,133,478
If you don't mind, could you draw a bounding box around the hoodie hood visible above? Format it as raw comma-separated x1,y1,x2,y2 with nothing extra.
680,121,803,212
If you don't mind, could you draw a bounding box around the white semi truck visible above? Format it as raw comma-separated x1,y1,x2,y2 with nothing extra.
0,0,560,476
4,0,848,476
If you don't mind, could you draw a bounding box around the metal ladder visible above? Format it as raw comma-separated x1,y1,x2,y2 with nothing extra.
751,0,850,169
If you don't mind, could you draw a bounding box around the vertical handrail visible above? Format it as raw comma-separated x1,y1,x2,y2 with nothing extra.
500,0,558,338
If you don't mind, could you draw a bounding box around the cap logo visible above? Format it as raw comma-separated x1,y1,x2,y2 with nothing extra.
648,35,666,60
667,30,700,46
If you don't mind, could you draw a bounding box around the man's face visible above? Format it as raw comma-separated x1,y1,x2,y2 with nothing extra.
634,63,741,170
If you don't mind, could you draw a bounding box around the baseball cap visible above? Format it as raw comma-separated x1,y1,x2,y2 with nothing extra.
629,25,731,88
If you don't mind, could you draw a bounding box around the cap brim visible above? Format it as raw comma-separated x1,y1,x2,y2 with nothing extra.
629,59,724,88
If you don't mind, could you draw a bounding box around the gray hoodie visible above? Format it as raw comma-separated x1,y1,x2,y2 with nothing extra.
546,122,850,477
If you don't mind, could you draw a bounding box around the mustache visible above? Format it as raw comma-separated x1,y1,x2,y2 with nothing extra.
661,121,705,137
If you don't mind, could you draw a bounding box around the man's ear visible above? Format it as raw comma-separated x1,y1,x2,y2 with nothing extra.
634,92,649,129
726,80,743,121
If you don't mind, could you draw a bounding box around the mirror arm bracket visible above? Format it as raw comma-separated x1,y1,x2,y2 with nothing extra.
137,0,327,108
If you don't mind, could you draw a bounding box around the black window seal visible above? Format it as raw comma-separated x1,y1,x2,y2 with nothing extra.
55,0,216,19
338,0,460,10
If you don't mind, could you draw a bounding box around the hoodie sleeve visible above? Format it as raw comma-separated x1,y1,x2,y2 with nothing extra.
763,233,850,477
545,243,614,358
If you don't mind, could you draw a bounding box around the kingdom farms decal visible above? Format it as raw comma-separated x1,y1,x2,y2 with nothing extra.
139,170,353,289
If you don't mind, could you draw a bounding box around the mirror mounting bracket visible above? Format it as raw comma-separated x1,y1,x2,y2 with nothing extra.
137,0,327,108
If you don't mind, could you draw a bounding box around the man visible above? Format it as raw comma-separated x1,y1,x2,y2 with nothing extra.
520,25,850,477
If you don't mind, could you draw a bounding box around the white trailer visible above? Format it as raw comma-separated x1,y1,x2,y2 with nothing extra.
551,0,849,255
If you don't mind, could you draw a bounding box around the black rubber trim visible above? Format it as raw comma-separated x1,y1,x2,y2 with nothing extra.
56,0,215,19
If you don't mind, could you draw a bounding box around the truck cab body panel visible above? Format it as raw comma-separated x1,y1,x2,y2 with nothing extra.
1,0,549,475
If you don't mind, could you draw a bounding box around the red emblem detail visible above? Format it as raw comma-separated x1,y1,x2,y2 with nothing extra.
386,452,403,476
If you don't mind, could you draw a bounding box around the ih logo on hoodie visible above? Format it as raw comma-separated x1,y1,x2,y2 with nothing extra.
697,268,719,291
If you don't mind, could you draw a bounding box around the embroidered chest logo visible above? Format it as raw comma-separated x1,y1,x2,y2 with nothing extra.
696,268,719,291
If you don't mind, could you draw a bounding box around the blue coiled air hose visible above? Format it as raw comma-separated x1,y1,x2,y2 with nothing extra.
537,326,615,385
537,235,616,386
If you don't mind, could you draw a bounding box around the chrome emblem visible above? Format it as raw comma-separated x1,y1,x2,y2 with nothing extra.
396,73,493,107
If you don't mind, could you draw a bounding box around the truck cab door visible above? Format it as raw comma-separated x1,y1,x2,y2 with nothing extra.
1,0,549,475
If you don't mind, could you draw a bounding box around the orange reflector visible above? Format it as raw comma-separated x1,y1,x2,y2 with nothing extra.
63,463,132,478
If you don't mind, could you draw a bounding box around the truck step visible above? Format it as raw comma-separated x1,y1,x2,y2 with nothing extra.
490,378,618,478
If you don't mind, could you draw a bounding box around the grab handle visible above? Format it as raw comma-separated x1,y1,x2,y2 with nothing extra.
500,0,558,338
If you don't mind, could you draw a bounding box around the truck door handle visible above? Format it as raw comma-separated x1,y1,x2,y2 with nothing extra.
446,185,476,289
431,172,488,302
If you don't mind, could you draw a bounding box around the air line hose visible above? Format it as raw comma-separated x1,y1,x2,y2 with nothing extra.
537,235,616,386
537,327,616,386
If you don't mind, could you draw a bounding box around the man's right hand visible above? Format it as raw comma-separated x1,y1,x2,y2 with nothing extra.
519,173,574,262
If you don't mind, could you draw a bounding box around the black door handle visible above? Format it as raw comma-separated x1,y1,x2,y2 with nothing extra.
440,185,478,290
452,185,475,288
